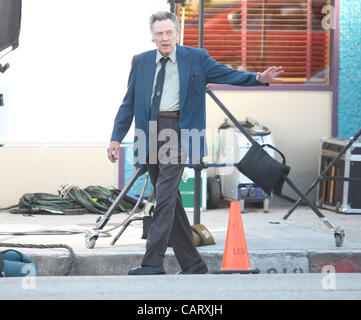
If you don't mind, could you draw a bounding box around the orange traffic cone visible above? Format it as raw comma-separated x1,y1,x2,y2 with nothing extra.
215,201,259,274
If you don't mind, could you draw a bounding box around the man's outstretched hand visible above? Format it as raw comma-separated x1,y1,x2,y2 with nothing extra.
257,66,284,83
107,141,120,163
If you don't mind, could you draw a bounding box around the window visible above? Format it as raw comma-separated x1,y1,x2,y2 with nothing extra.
179,0,332,84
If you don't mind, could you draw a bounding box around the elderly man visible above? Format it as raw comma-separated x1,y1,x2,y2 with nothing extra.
107,11,283,275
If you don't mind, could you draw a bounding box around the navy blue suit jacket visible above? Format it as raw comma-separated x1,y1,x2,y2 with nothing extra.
111,44,266,166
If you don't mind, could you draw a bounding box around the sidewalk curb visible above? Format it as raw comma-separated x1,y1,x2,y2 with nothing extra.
22,249,361,276
309,250,361,273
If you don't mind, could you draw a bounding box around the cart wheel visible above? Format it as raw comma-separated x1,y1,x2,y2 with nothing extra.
85,236,97,249
334,227,345,247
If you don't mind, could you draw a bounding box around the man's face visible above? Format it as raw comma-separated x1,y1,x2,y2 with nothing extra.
151,19,178,57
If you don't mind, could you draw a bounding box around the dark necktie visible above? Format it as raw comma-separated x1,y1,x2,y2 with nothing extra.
149,57,169,121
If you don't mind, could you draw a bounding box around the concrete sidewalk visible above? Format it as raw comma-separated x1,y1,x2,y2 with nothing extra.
1,196,361,276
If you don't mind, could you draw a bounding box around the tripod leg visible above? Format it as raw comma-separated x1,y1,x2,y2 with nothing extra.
85,164,147,249
283,175,345,247
95,164,147,230
283,178,322,220
284,128,361,219
283,175,335,228
110,217,144,246
111,183,155,246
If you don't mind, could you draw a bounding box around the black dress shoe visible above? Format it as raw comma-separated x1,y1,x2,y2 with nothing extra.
128,265,166,275
177,260,208,274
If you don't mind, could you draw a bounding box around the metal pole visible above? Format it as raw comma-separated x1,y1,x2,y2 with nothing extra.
198,0,205,48
192,0,205,225
169,0,176,14
180,4,186,45
193,166,201,225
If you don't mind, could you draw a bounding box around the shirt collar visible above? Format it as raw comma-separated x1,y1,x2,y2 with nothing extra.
156,46,177,64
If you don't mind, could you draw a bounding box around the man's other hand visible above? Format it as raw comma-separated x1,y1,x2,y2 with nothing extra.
107,141,120,163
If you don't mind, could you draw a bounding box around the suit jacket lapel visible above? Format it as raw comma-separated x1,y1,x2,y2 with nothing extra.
177,44,191,111
143,50,157,111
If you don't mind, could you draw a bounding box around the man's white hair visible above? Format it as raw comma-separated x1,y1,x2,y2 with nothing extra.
149,11,180,34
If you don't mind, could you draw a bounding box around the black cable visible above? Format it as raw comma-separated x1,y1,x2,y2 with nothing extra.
0,186,137,216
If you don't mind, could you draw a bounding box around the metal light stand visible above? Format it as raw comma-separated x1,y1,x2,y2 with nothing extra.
85,165,154,249
169,0,188,44
206,87,345,247
283,127,361,220
193,163,202,224
193,0,205,224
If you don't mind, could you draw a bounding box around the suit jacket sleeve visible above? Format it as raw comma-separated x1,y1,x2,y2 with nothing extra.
201,49,268,87
110,56,137,142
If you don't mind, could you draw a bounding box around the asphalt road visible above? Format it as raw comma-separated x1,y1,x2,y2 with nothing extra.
1,273,361,300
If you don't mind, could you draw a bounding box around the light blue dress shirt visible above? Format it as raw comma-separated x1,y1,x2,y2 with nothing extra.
151,47,180,112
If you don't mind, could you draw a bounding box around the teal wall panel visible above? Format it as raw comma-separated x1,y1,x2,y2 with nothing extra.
338,0,361,137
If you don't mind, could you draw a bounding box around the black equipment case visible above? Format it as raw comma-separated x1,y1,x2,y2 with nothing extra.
316,137,361,214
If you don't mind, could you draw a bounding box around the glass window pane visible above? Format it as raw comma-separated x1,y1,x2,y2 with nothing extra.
180,0,332,85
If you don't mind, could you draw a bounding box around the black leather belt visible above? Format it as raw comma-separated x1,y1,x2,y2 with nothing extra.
158,110,180,118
